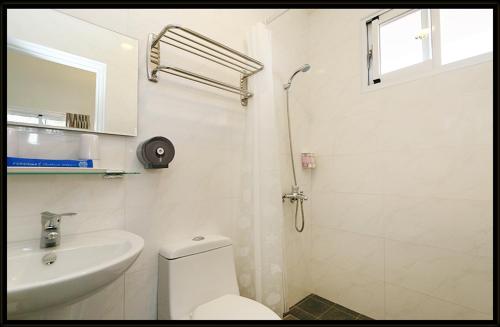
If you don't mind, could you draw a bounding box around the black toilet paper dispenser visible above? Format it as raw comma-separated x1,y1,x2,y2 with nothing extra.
136,136,175,168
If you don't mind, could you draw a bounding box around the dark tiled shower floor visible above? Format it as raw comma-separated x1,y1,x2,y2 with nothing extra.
284,294,374,320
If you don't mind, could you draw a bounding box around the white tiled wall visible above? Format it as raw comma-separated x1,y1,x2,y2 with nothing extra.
7,8,493,321
267,9,313,309
7,9,282,320
304,9,493,320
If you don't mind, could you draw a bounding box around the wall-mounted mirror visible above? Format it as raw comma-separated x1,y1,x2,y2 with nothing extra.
7,9,138,136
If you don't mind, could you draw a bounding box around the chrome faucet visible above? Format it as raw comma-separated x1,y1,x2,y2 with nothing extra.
282,185,308,203
40,211,77,248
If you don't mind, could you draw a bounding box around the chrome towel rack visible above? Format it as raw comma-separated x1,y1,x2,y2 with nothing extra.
147,25,264,106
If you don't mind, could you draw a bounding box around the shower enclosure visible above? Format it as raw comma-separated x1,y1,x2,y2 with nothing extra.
268,8,493,320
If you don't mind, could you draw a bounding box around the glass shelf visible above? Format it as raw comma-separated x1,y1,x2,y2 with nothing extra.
7,167,140,178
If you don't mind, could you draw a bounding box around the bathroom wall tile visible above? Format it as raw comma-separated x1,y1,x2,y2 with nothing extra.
308,9,375,47
375,78,492,152
7,200,125,243
312,193,385,237
62,207,125,235
428,60,493,97
124,202,189,274
326,109,383,155
270,10,310,76
308,34,360,85
6,214,40,243
8,206,125,243
124,268,158,320
7,172,126,243
7,184,125,242
8,174,126,218
57,9,130,36
385,283,491,320
377,145,492,200
310,226,384,279
192,197,238,238
311,154,382,194
308,76,363,139
309,259,384,320
96,135,127,169
385,239,492,314
283,206,311,268
286,258,311,308
276,97,311,158
384,196,492,257
458,89,493,146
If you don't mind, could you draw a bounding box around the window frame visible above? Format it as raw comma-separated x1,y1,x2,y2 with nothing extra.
361,8,493,92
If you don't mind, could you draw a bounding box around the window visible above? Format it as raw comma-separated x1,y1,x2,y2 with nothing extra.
440,9,493,65
380,9,431,74
365,8,493,87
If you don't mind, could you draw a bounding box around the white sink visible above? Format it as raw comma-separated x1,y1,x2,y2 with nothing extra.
7,229,144,315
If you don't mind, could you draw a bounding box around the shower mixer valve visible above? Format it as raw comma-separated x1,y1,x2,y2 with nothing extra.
282,185,308,203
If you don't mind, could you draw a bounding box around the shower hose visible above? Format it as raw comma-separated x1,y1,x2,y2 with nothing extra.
285,88,305,233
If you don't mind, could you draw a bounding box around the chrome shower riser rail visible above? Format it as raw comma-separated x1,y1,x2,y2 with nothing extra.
147,25,264,106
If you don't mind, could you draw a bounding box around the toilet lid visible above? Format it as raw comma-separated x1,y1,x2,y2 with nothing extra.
191,294,281,320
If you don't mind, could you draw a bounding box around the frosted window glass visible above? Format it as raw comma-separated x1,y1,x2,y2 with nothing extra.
380,10,426,74
440,9,492,65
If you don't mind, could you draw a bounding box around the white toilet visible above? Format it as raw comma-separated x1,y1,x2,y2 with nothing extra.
157,235,281,320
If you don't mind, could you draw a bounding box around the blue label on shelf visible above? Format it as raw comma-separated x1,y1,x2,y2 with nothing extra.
7,157,93,168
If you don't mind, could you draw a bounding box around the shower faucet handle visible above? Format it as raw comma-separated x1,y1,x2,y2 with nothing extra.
282,187,308,203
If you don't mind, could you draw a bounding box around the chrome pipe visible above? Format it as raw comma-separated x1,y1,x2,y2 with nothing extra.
159,39,250,74
157,66,253,97
167,25,263,66
165,32,261,71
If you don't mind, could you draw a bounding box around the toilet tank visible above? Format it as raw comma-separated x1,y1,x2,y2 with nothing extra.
157,235,240,320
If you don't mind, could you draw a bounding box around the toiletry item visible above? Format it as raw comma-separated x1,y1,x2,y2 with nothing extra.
137,136,175,168
79,134,100,167
301,153,316,169
7,128,19,157
66,113,91,129
7,157,93,168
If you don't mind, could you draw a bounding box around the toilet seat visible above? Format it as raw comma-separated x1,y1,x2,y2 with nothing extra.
191,294,281,320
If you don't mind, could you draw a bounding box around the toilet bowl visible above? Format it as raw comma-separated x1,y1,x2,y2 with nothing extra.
157,235,281,320
191,294,279,320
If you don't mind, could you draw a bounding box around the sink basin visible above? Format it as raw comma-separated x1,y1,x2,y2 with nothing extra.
7,229,144,315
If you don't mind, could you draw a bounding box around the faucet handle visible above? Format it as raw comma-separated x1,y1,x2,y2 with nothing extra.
57,212,77,217
41,211,77,217
41,211,77,223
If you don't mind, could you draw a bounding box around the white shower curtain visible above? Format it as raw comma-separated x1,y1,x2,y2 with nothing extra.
234,23,285,316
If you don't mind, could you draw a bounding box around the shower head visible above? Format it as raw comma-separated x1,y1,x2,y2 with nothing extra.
284,64,311,89
300,64,311,72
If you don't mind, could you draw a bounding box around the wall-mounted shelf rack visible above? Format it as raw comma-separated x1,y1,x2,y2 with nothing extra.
147,24,264,106
7,167,139,179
